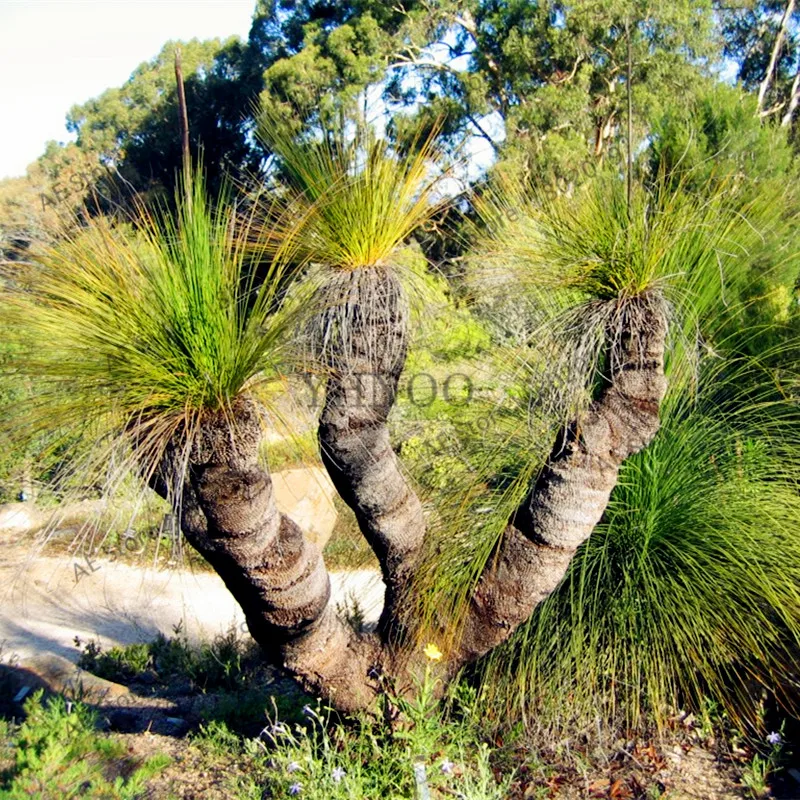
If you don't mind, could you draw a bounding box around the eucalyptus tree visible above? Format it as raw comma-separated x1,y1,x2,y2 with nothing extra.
719,0,800,129
249,0,720,181
2,127,789,715
60,37,264,205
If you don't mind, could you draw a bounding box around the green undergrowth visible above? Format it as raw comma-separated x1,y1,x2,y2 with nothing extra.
260,428,319,472
471,350,800,738
322,495,377,571
74,626,309,733
193,677,520,800
62,630,531,797
0,691,170,799
5,628,795,798
75,625,262,691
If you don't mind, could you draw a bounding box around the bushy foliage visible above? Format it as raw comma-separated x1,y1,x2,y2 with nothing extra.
233,673,513,800
76,626,258,694
649,82,797,188
0,692,169,798
478,352,800,732
1,170,299,488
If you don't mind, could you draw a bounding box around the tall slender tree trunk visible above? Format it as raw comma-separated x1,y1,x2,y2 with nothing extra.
757,0,796,116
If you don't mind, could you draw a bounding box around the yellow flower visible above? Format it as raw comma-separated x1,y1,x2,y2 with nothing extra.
423,643,443,662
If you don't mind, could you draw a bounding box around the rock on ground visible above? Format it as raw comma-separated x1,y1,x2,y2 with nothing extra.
272,466,338,548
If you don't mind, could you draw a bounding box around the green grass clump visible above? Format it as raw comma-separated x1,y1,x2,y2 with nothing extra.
1,168,299,486
257,112,443,273
477,352,800,734
0,691,169,798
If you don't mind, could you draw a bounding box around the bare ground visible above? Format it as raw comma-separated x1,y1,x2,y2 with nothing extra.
0,528,761,799
0,528,384,663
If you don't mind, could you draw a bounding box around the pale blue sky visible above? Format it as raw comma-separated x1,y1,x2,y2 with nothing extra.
0,0,255,179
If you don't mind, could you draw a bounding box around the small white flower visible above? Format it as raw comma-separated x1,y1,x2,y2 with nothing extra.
331,766,346,783
287,761,301,773
767,731,782,746
440,759,454,775
263,722,288,738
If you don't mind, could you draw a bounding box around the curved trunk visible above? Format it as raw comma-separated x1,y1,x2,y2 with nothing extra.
455,295,668,666
152,397,380,713
316,267,426,640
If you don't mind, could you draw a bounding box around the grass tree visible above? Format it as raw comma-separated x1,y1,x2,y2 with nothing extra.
413,174,800,729
254,116,445,639
1,144,792,716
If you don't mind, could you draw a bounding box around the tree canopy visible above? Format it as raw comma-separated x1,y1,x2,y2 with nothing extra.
3,0,796,216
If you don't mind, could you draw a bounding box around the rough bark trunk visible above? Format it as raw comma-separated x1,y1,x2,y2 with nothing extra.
454,294,668,666
317,268,426,640
151,397,381,713
148,292,667,713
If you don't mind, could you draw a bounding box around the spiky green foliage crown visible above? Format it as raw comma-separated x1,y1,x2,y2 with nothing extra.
475,174,795,310
257,112,444,272
1,170,298,474
468,174,799,412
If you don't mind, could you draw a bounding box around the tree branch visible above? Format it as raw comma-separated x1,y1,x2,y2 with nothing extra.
319,369,427,641
387,58,501,152
465,114,500,152
316,270,426,642
781,67,800,126
756,0,796,115
454,293,668,667
760,99,788,117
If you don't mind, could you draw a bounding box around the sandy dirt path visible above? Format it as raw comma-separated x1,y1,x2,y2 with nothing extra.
0,538,384,663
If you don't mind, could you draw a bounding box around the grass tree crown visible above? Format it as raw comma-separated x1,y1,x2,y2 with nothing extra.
257,110,446,273
1,169,300,482
256,111,447,373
